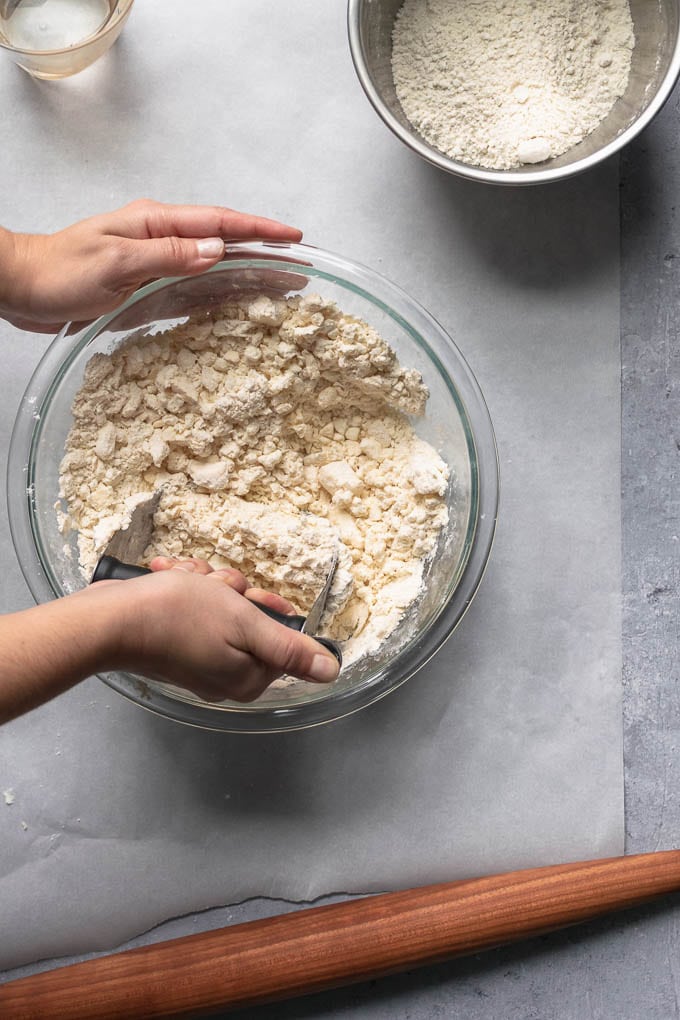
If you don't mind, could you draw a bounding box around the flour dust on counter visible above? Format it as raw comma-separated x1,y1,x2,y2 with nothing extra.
58,293,449,667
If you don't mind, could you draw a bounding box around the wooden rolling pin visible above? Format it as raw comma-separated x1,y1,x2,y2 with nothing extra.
2,849,680,1019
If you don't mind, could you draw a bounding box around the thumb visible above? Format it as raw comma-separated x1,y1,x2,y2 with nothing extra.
237,599,340,684
120,235,225,280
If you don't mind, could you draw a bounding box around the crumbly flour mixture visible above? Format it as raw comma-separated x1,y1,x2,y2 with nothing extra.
58,293,449,666
392,0,634,171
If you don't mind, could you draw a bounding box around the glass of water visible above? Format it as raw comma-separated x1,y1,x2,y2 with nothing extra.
0,0,135,78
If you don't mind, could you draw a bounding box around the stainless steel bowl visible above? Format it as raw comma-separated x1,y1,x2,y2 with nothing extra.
348,0,680,185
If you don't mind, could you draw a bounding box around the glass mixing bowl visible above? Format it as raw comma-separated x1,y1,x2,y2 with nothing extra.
7,242,498,732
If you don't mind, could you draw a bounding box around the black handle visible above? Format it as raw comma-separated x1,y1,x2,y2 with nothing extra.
255,604,342,665
92,556,343,666
253,602,306,631
92,555,152,582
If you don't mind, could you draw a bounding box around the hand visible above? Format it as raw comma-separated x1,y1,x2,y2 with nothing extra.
110,557,340,703
0,200,302,333
0,555,338,724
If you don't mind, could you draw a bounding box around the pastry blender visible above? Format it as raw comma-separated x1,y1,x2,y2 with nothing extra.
91,493,342,665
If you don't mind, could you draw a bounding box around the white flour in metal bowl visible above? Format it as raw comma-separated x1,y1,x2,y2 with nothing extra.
392,0,635,171
58,293,449,666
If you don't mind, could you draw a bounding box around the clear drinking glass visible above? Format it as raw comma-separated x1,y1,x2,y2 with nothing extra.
0,0,134,79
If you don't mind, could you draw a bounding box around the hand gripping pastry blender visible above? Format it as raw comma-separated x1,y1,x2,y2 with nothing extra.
90,492,342,666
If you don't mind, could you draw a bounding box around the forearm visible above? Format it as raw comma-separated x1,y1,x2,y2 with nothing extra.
0,564,340,724
0,588,124,724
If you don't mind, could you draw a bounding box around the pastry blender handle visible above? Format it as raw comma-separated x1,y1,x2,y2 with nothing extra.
91,555,342,665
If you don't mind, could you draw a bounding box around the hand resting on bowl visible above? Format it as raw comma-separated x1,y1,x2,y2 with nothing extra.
0,199,302,333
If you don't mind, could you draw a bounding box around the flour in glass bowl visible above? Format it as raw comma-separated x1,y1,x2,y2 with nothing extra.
392,0,635,171
58,293,450,671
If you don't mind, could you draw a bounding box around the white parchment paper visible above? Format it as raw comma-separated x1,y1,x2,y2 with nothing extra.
0,0,622,971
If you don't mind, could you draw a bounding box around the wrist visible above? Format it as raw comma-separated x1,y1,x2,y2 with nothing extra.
94,573,174,674
40,582,141,680
0,228,31,319
77,581,145,673
0,587,135,724
0,228,16,315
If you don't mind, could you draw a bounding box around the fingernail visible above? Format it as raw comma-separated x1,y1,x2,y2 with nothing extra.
152,556,174,568
196,238,225,260
308,654,340,683
172,561,196,572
